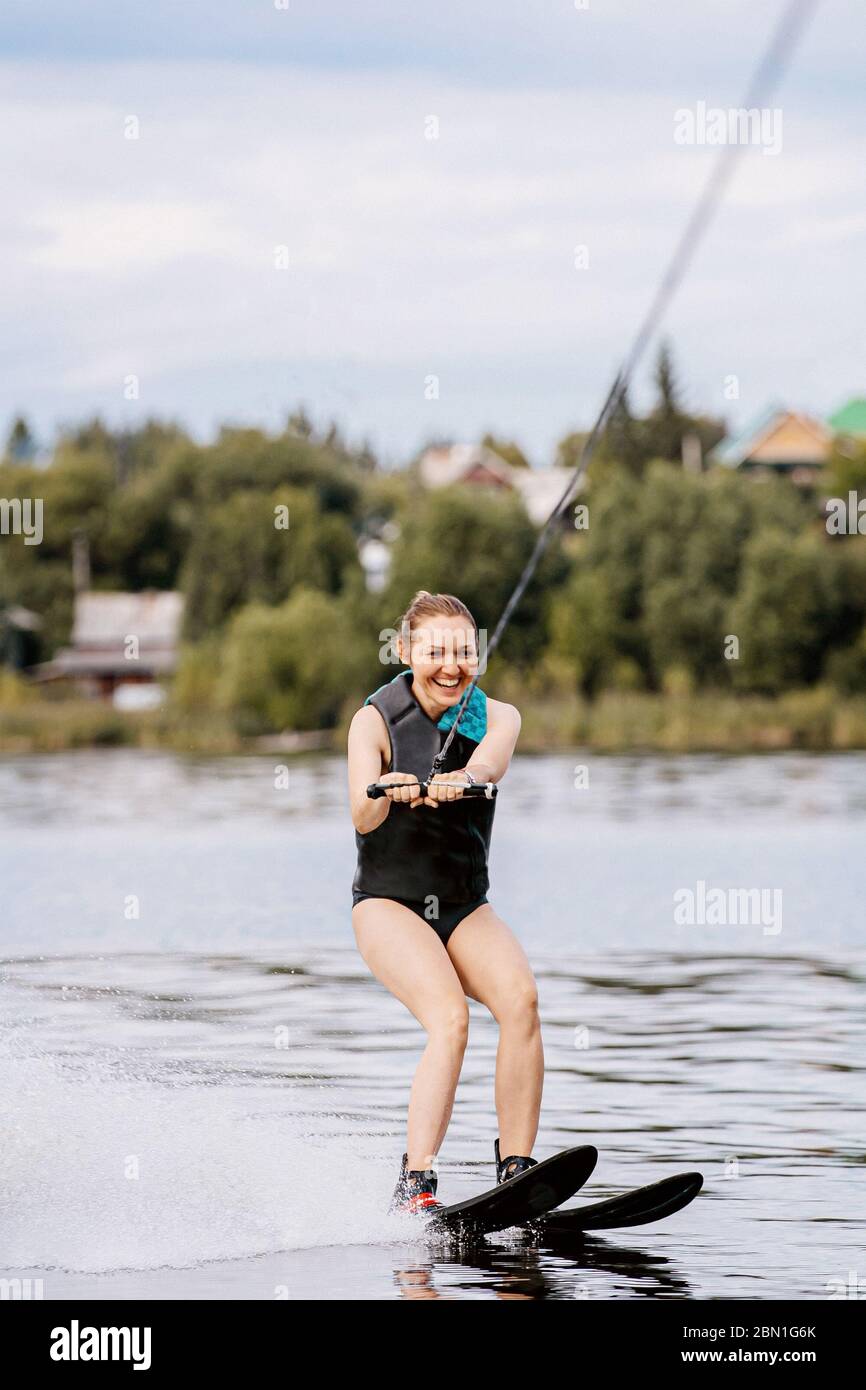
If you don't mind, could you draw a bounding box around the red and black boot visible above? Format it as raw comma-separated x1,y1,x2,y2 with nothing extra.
495,1137,538,1184
388,1152,444,1216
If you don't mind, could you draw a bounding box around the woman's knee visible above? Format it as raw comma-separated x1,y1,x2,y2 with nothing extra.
492,980,540,1029
425,1000,470,1051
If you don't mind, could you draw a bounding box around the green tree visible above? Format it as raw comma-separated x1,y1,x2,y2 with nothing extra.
181,487,361,640
5,416,36,462
481,434,530,469
638,465,812,686
578,467,646,631
286,406,314,440
826,436,866,502
198,427,362,517
726,531,844,693
383,485,566,669
642,341,689,463
218,588,368,733
547,568,620,693
543,467,649,689
600,385,648,477
555,430,591,473
825,622,866,693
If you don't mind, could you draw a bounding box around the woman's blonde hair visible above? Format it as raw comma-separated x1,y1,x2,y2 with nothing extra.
398,590,477,635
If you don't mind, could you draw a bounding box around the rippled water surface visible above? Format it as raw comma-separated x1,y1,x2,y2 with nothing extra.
1,750,863,1299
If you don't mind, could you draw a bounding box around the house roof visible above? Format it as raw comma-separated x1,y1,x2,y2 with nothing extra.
30,590,184,681
510,467,577,525
828,397,866,436
0,605,41,631
34,648,178,679
713,406,831,468
418,443,579,525
72,590,184,647
418,444,514,489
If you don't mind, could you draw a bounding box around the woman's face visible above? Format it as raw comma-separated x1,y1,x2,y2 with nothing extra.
402,613,479,708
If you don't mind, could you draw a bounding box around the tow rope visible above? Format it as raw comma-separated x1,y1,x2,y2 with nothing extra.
429,0,822,782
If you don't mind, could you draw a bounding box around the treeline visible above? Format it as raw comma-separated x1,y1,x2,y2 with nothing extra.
2,352,866,737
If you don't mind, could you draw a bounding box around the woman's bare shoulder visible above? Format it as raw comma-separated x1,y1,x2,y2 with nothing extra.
349,703,388,740
486,696,521,730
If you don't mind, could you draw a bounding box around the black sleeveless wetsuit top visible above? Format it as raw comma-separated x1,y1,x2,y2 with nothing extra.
353,671,496,903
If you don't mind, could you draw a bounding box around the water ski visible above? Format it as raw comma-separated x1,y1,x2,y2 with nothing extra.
426,1145,599,1236
532,1170,704,1234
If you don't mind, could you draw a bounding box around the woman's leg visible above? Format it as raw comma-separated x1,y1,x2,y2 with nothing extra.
352,898,470,1171
445,904,543,1159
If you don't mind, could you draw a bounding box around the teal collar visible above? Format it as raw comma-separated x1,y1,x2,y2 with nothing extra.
365,671,487,743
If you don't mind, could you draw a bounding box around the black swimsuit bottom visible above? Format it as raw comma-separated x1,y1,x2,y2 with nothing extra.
351,892,488,947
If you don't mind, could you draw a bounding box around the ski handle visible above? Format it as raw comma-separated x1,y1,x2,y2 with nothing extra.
366,780,497,801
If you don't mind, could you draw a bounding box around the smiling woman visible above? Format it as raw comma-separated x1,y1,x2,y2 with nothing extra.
346,589,540,1215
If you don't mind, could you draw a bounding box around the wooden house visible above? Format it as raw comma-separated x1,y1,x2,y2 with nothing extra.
712,407,832,485
418,443,576,524
33,590,184,704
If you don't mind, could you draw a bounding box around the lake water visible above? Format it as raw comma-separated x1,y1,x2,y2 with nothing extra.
1,749,864,1300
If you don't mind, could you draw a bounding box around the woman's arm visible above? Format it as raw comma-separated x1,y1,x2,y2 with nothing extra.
464,697,521,783
427,697,521,801
348,706,390,833
347,704,431,830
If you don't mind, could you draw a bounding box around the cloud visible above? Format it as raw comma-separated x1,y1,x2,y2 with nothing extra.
0,26,864,458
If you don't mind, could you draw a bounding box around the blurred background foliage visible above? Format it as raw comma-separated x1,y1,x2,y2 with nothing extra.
2,348,866,744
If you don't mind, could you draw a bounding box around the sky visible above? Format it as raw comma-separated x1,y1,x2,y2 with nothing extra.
0,0,864,466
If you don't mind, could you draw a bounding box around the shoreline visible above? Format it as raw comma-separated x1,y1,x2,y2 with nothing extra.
2,687,865,755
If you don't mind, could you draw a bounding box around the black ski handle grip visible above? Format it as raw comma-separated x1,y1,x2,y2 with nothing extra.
366,780,498,801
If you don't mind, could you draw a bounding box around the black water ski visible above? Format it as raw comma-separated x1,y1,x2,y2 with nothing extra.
532,1170,703,1234
427,1145,598,1236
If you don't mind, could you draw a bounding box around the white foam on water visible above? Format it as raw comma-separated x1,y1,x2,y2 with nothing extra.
0,1039,412,1272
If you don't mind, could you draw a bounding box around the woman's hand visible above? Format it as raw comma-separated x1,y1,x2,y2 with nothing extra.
384,770,476,809
379,771,427,808
425,770,474,806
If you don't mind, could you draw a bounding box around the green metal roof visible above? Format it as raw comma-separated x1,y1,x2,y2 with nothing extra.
828,398,866,435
